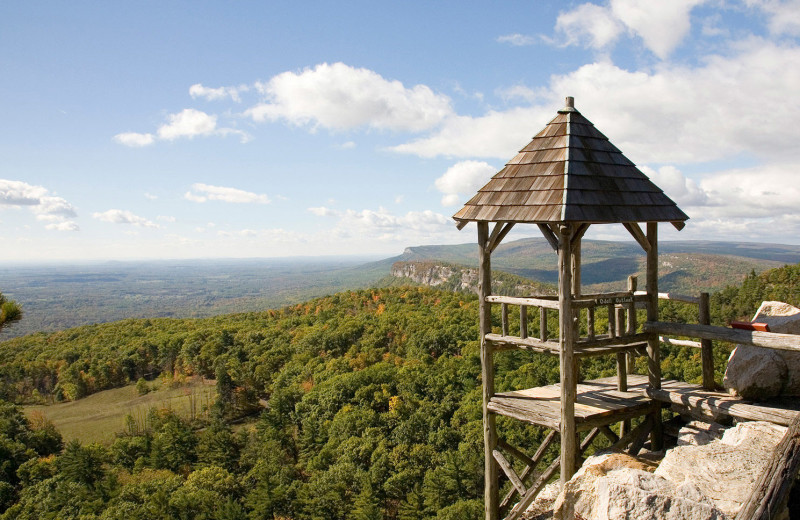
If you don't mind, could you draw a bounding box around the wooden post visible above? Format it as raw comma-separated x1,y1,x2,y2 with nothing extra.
572,238,582,383
646,222,663,451
501,303,509,336
558,224,577,483
520,306,528,339
615,306,625,337
587,307,595,340
699,292,715,390
608,304,616,339
540,307,548,342
478,222,499,520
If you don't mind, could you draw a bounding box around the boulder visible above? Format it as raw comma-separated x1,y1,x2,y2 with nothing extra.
723,301,800,398
676,420,726,446
552,452,727,520
655,421,786,517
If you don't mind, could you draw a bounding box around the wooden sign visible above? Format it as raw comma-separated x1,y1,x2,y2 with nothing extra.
595,296,634,306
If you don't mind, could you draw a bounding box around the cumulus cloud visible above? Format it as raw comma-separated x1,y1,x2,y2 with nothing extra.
393,41,800,164
245,62,453,132
435,161,497,206
640,165,709,207
185,183,270,204
308,206,338,217
157,109,218,140
552,0,706,59
0,179,78,231
189,83,247,102
746,0,800,36
497,33,536,46
114,109,250,147
555,3,624,50
113,132,155,147
92,209,159,228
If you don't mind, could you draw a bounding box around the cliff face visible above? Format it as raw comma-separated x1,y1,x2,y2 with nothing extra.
391,261,554,296
391,261,477,291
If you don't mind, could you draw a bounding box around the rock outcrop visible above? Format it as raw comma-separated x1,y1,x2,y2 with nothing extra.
551,452,727,520
724,301,800,399
656,421,786,517
541,421,786,520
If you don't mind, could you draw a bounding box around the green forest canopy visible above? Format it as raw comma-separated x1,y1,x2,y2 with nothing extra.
0,263,798,519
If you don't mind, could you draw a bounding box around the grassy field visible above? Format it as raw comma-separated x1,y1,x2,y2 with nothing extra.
23,377,217,445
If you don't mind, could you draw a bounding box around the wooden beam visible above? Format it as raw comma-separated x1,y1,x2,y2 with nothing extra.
646,387,799,426
504,457,561,520
644,322,800,353
623,222,651,252
456,219,469,230
646,221,663,451
633,290,700,305
499,430,558,511
538,223,559,251
478,221,499,520
488,222,515,253
520,306,528,339
571,223,590,246
659,336,702,348
611,415,653,452
699,292,715,391
485,295,560,310
493,449,526,496
734,414,800,520
598,425,619,444
559,224,577,483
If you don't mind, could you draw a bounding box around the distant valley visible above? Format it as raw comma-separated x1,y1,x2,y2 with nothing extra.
2,238,800,340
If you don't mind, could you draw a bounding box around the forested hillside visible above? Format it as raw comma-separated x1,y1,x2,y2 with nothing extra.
0,261,798,519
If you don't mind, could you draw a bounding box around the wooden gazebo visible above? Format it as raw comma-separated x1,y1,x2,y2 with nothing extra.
454,97,688,520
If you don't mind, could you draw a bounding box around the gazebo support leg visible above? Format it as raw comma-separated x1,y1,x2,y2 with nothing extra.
646,222,663,451
478,222,499,520
559,224,577,483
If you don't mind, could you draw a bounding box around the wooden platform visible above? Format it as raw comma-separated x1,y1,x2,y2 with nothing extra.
489,375,800,431
488,377,658,431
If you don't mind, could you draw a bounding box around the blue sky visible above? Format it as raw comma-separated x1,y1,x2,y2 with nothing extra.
2,0,800,261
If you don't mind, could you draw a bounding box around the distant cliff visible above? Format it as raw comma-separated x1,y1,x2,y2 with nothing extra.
391,260,554,296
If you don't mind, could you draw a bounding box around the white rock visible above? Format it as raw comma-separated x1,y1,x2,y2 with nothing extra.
553,452,727,520
676,420,726,446
655,421,786,517
724,301,800,398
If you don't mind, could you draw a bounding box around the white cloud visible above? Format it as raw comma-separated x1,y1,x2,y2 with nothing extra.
610,0,706,59
115,109,250,147
0,179,48,205
185,183,270,204
45,221,80,232
308,206,339,217
746,0,800,36
189,83,247,102
113,132,155,147
92,209,159,228
553,0,706,59
0,179,78,230
339,141,356,149
156,215,176,222
435,160,497,206
157,109,218,140
555,3,624,50
246,62,453,132
391,105,553,159
497,33,536,46
393,41,800,164
640,165,709,207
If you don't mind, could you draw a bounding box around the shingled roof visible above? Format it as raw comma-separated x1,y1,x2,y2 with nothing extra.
453,97,688,228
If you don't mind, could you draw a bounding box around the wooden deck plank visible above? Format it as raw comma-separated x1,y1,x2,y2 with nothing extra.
489,378,656,431
488,375,800,431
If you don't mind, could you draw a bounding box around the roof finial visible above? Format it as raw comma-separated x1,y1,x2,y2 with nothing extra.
559,96,577,113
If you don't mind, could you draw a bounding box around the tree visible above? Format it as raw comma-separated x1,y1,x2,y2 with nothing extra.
0,293,21,332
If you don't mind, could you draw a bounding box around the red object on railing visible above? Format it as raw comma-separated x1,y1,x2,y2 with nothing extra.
730,321,771,332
